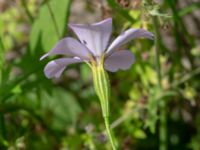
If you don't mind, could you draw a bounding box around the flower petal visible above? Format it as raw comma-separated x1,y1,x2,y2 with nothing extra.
40,37,91,61
104,50,135,72
69,18,112,56
107,28,154,54
44,58,82,78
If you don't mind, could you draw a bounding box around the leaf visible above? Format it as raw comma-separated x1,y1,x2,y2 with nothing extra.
179,2,200,17
107,0,135,23
29,0,71,54
134,129,146,139
0,36,4,52
145,88,159,133
0,0,72,102
41,88,82,130
148,9,172,18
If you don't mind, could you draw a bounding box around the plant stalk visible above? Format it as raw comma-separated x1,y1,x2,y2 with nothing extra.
0,36,7,144
92,60,117,150
104,116,117,150
21,0,34,23
152,16,167,150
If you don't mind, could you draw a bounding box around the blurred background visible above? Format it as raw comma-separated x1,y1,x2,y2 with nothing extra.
0,0,200,149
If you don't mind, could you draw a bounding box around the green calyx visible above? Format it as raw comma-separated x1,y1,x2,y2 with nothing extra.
91,56,110,117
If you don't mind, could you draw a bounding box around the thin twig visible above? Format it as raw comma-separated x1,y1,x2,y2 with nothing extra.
21,0,34,23
172,67,200,87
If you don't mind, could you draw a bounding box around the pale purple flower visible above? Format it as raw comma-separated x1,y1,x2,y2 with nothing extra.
40,18,154,78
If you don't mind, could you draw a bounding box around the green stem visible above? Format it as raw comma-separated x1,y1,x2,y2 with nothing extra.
0,36,7,143
104,117,117,150
152,16,167,150
167,0,194,68
21,0,34,23
159,100,167,150
0,115,6,140
92,61,117,150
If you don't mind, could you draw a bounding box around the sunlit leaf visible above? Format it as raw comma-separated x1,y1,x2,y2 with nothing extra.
29,0,71,53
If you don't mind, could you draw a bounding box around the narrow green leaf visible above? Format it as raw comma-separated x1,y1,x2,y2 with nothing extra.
179,2,200,16
0,0,72,102
29,0,71,53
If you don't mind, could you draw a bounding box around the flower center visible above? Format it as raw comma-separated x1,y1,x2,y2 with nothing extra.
90,54,105,68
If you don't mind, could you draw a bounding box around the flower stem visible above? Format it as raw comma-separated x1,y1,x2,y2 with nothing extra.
92,61,117,150
104,116,117,150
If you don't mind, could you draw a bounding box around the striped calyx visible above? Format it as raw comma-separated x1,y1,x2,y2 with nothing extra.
92,57,110,118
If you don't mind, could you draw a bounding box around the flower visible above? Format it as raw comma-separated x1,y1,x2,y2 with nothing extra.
40,18,153,78
40,18,154,149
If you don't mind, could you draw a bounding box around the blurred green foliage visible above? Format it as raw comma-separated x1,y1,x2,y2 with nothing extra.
1,0,200,149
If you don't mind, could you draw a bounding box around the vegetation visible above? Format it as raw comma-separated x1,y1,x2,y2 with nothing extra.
0,0,200,149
